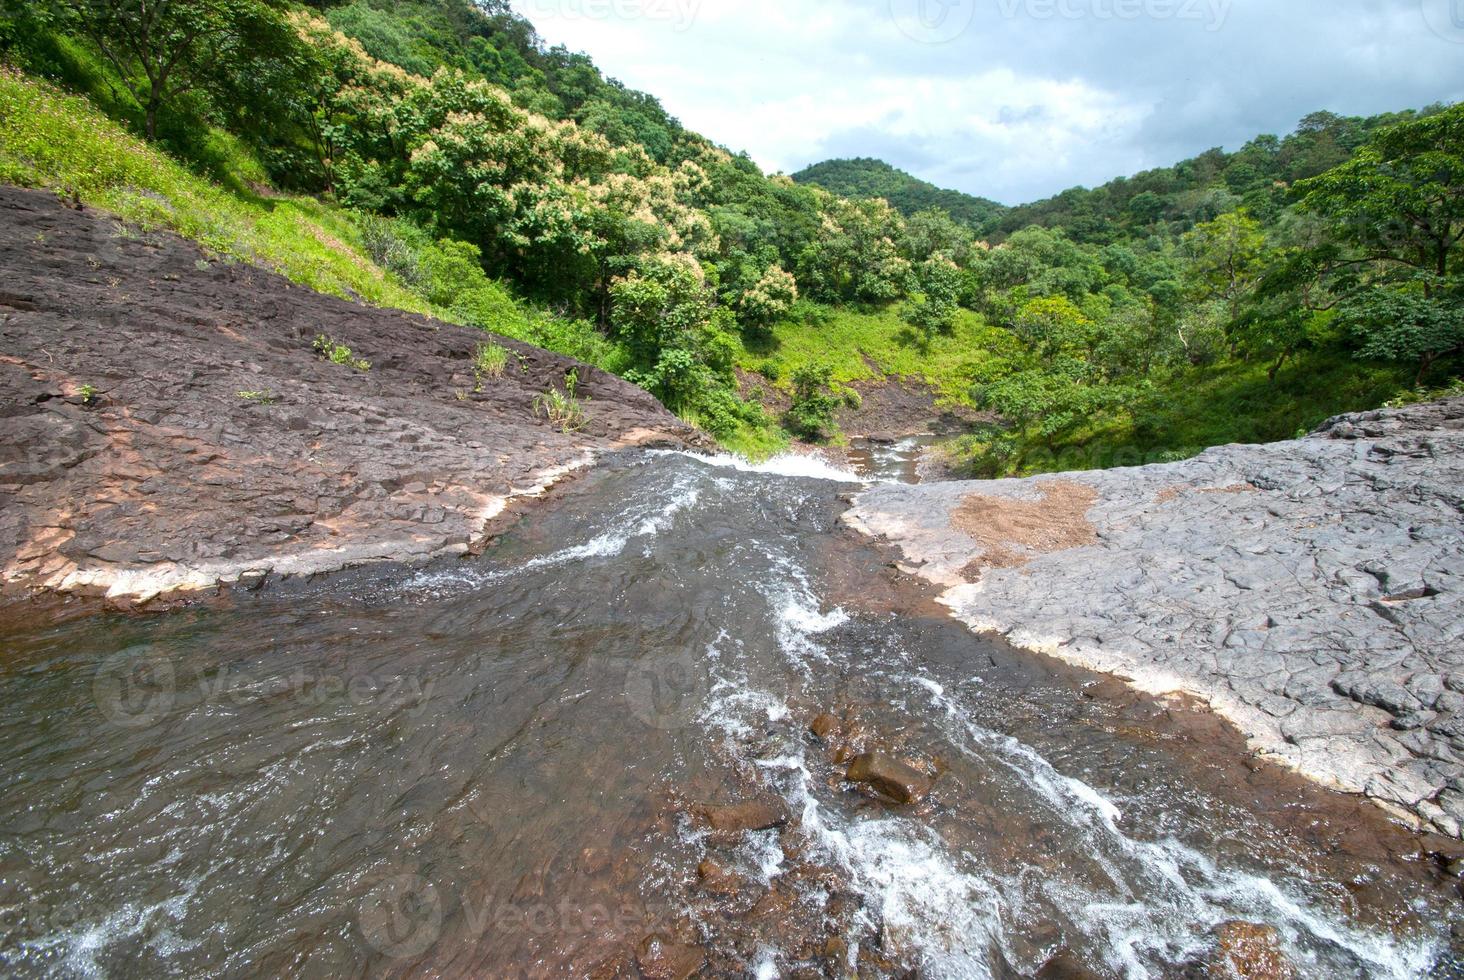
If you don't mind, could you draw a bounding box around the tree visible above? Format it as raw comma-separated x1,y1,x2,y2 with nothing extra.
609,254,713,368
796,193,910,304
784,364,841,441
900,207,975,264
1181,212,1266,323
1297,104,1464,294
1011,295,1093,362
62,0,287,138
905,257,961,345
1338,283,1464,383
733,263,798,334
973,359,1142,472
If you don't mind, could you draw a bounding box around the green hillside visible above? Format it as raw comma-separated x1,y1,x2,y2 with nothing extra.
2,0,1459,470
792,157,1007,230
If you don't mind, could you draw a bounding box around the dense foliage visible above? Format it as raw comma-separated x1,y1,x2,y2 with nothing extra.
793,157,1006,230
3,0,1459,466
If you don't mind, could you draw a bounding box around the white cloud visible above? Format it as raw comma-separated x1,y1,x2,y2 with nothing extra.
512,0,1464,204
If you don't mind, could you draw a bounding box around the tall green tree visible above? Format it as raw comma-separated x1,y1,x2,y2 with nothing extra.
1297,104,1464,293
61,0,288,138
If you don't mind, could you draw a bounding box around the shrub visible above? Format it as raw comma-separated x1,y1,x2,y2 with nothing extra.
313,334,371,371
784,364,841,440
534,370,588,432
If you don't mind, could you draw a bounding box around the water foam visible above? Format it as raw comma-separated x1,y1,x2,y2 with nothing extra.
664,450,864,484
691,557,1438,979
397,471,702,597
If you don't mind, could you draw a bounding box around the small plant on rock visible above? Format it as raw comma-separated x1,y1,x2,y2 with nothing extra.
313,334,370,371
77,383,97,405
534,369,588,432
473,342,509,380
238,389,276,404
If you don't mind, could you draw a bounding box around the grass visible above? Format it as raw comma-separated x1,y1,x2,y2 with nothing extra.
737,302,1019,407
0,67,438,313
313,335,371,372
473,342,510,380
534,370,589,432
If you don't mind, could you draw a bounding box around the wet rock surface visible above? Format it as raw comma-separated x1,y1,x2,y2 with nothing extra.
0,186,700,605
845,397,1464,837
843,751,934,804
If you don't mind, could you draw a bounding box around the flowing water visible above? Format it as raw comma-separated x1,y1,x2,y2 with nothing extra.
845,435,944,484
0,451,1461,978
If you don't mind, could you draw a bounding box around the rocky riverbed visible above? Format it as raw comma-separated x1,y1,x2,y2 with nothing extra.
846,397,1464,837
0,187,700,608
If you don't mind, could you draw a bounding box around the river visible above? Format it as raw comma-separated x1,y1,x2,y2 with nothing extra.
0,451,1459,978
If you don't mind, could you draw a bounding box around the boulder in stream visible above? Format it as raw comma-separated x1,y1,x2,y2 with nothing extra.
844,751,934,804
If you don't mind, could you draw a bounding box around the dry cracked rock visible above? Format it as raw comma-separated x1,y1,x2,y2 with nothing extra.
845,396,1464,837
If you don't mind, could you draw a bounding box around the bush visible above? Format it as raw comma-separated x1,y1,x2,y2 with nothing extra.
784,364,841,440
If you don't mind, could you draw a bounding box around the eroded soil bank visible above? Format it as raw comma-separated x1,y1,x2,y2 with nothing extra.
846,397,1464,838
0,186,701,608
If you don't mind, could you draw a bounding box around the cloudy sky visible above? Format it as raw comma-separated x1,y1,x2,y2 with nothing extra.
509,0,1464,205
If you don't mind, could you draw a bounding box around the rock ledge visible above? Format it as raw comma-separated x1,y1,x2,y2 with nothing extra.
845,398,1464,836
0,186,701,605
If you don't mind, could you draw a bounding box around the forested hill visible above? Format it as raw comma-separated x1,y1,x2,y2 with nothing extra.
2,0,1461,470
792,158,1007,229
989,108,1441,244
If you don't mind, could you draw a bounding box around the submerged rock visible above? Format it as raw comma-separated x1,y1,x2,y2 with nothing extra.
1209,921,1294,979
809,713,841,739
697,797,790,839
695,857,743,897
844,751,934,804
1035,949,1103,979
634,935,706,980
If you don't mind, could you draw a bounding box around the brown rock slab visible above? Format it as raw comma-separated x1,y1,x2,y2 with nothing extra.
844,752,934,804
0,186,704,606
698,797,790,837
